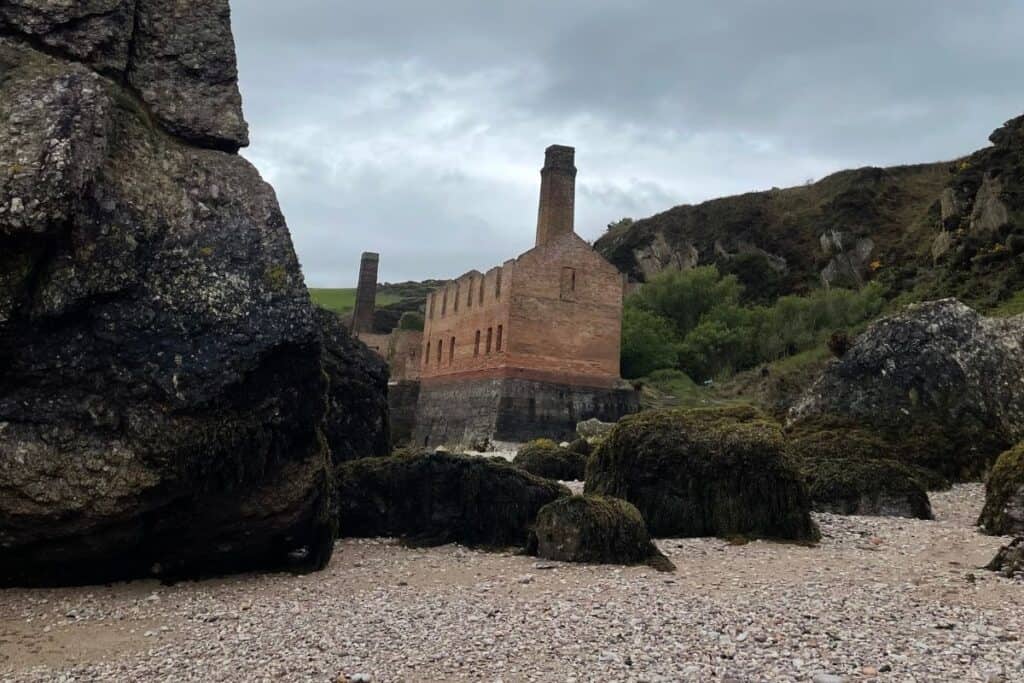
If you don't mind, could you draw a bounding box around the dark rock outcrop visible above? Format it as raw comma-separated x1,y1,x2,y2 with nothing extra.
790,299,1024,480
530,495,674,571
978,443,1024,536
788,425,934,519
513,438,586,482
986,537,1024,579
585,406,819,542
335,452,569,548
316,307,390,465
0,5,385,586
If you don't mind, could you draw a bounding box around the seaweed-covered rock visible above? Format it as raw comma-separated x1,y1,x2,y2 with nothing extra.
978,443,1024,536
788,426,934,519
513,439,586,481
335,452,569,547
566,438,593,457
530,495,674,571
586,406,819,542
986,537,1024,579
790,299,1024,480
316,307,390,464
0,9,385,586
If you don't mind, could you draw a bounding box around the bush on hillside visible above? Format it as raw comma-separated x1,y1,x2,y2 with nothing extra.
513,439,586,481
335,451,569,547
530,495,674,572
585,406,819,542
620,306,679,378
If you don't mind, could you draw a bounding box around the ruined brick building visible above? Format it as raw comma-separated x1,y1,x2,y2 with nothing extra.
412,145,638,447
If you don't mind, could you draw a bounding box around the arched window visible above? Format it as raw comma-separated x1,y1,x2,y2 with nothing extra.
449,336,455,364
428,293,434,320
496,325,503,352
454,283,460,312
437,339,443,364
474,330,481,356
495,270,502,299
425,341,430,366
441,289,447,316
467,277,473,308
486,327,493,354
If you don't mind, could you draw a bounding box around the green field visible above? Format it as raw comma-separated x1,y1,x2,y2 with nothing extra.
309,288,402,314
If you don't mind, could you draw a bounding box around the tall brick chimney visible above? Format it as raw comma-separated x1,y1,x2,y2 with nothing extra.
535,144,576,247
351,251,379,335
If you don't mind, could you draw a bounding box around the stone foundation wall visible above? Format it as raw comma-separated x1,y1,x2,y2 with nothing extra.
413,377,639,448
388,379,421,447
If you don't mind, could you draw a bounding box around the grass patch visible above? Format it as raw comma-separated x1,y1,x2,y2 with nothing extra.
309,288,401,314
987,290,1024,318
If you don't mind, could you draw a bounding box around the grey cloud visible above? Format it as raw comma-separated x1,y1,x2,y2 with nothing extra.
230,1,1024,285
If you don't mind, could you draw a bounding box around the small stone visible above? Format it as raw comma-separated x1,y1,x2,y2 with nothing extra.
812,675,847,683
516,574,534,584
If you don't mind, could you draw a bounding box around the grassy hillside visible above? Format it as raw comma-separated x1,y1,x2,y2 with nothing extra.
309,288,402,314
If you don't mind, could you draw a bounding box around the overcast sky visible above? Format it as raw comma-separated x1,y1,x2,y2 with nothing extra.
231,1,1024,287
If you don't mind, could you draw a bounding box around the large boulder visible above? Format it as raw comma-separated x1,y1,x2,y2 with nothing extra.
585,406,819,542
530,495,674,572
978,443,1024,536
788,424,933,519
513,438,586,481
790,299,1024,480
335,452,569,548
0,8,386,586
316,307,390,465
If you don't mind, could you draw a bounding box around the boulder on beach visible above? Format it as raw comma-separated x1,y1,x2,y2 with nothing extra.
0,2,388,586
978,443,1024,536
788,424,934,519
986,537,1024,579
513,439,587,481
530,495,674,571
586,406,819,542
335,451,569,548
576,417,616,442
789,299,1024,480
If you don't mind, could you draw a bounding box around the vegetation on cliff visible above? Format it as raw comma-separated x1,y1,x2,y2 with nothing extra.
978,443,1024,536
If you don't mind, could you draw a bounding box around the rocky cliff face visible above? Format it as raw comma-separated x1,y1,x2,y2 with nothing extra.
0,1,387,586
789,299,1024,479
595,114,1024,309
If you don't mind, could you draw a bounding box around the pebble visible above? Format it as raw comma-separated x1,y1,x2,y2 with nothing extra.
0,484,1021,682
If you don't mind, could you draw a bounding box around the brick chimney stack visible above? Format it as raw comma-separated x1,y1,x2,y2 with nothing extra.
535,144,576,247
352,251,379,335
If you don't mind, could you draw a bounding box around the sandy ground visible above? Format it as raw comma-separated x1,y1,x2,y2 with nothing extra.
1,484,1021,683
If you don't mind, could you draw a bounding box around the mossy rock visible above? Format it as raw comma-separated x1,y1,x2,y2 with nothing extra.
788,427,934,519
585,406,819,542
978,443,1024,536
335,451,569,548
513,439,586,481
530,495,674,572
787,416,951,490
566,438,593,457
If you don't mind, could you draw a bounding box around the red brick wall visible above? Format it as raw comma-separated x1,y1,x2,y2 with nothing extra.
421,233,624,388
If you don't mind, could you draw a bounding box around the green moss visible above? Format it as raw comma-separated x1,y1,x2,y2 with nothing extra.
978,443,1024,535
531,495,674,572
788,427,933,519
513,439,586,481
264,265,290,292
335,451,568,548
585,406,819,543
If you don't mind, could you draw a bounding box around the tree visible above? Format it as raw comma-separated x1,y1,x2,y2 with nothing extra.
620,306,679,379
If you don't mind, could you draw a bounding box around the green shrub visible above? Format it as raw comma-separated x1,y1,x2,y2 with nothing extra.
585,406,819,542
513,439,586,481
620,306,679,378
530,495,674,572
397,311,424,331
629,266,742,339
